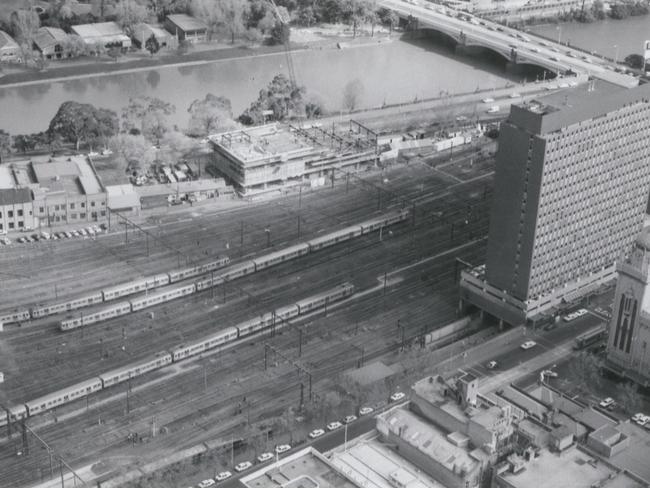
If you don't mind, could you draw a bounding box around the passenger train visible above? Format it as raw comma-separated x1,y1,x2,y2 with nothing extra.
0,211,408,329
0,283,355,428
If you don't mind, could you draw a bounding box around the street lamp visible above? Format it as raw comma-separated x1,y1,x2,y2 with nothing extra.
613,44,619,64
556,25,562,44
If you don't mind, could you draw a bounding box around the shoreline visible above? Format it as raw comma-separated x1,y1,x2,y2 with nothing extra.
0,35,393,90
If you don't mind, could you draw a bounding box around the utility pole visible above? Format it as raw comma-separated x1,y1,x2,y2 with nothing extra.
240,221,244,257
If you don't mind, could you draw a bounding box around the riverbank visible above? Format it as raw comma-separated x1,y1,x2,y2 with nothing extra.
0,27,393,89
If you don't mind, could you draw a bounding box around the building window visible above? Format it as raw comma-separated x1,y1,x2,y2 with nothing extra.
80,213,86,219
39,207,44,213
81,202,85,208
70,203,75,209
55,205,60,211
8,210,13,218
17,209,23,217
91,201,95,207
18,221,23,227
8,222,14,229
100,210,106,216
71,213,77,219
55,216,60,222
0,223,2,230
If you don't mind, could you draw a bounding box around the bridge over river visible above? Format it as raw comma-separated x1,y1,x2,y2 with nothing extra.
380,0,639,88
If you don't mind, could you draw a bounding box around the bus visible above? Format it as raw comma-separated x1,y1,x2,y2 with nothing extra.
573,325,607,350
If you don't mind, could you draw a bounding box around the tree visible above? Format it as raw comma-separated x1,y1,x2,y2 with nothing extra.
269,21,290,45
48,101,118,151
343,78,364,112
12,134,39,154
145,33,160,56
219,0,249,44
568,351,602,395
239,74,304,125
187,94,235,137
109,133,156,175
0,130,11,164
190,0,248,42
115,0,151,36
342,0,378,38
10,9,40,44
617,382,642,415
62,34,87,58
159,130,199,164
305,95,324,119
122,96,176,144
624,53,645,69
591,0,606,19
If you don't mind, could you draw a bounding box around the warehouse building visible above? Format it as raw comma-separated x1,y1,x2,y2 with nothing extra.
131,23,175,50
209,122,378,196
460,81,650,327
0,30,20,62
164,14,208,43
0,188,34,233
71,22,131,51
32,27,71,59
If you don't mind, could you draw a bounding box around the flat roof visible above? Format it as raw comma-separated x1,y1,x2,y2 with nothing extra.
132,23,173,41
0,188,32,206
329,433,448,488
378,408,479,473
241,448,358,488
607,422,650,484
71,22,131,45
509,81,650,134
0,166,15,189
165,14,208,32
497,445,644,488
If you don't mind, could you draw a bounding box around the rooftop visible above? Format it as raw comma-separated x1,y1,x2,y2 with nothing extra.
497,445,644,488
606,422,650,484
165,14,208,32
0,166,15,189
0,188,32,206
330,433,448,488
0,30,18,50
71,22,131,44
33,26,68,50
509,80,650,135
241,448,358,488
378,407,479,473
132,23,172,41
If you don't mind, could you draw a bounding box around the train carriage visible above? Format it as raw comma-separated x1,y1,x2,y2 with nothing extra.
221,261,256,281
295,283,354,314
0,405,28,428
274,304,300,322
99,353,173,388
385,209,410,226
168,257,231,283
130,284,196,311
171,327,238,361
25,378,103,416
0,309,31,326
252,243,310,271
31,292,104,318
195,274,225,291
102,274,170,301
59,301,132,331
236,317,266,337
307,225,363,251
198,256,231,274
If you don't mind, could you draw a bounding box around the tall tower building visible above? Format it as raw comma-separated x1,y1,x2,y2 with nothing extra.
605,230,650,387
460,81,650,326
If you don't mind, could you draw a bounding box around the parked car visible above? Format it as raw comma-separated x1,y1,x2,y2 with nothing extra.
326,421,343,431
359,407,374,416
234,461,253,472
487,361,498,369
520,341,537,350
542,370,558,378
343,415,357,424
390,392,406,402
309,429,325,439
599,398,615,408
198,479,215,488
257,452,274,463
215,471,232,482
275,444,291,454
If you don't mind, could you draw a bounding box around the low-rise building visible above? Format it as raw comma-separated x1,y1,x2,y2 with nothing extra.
106,184,140,216
134,178,229,209
0,189,34,233
164,14,208,43
0,30,20,62
71,22,131,51
32,27,72,59
131,23,175,50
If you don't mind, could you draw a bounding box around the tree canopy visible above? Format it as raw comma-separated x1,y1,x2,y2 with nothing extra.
239,74,305,125
122,96,176,144
187,94,235,137
48,101,119,151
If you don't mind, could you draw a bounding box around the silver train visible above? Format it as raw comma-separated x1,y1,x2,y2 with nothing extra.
0,283,355,427
0,257,231,326
57,209,410,331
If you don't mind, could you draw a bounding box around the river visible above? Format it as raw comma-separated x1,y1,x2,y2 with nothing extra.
528,15,650,61
0,38,520,135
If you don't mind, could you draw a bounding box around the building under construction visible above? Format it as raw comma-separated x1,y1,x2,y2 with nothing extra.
209,122,379,196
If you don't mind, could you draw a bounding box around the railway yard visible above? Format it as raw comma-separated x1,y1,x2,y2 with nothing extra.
0,139,496,487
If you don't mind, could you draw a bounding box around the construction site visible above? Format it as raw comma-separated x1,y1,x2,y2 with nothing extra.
208,121,380,196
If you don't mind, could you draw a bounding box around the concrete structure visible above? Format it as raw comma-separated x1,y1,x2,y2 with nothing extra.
0,189,34,233
604,229,650,387
410,375,515,457
210,123,378,196
379,0,637,88
0,30,20,62
460,81,650,326
71,22,131,51
164,14,208,43
134,178,229,208
376,407,486,488
494,445,645,488
587,425,630,459
131,23,175,50
32,27,72,59
106,184,140,216
2,155,107,229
